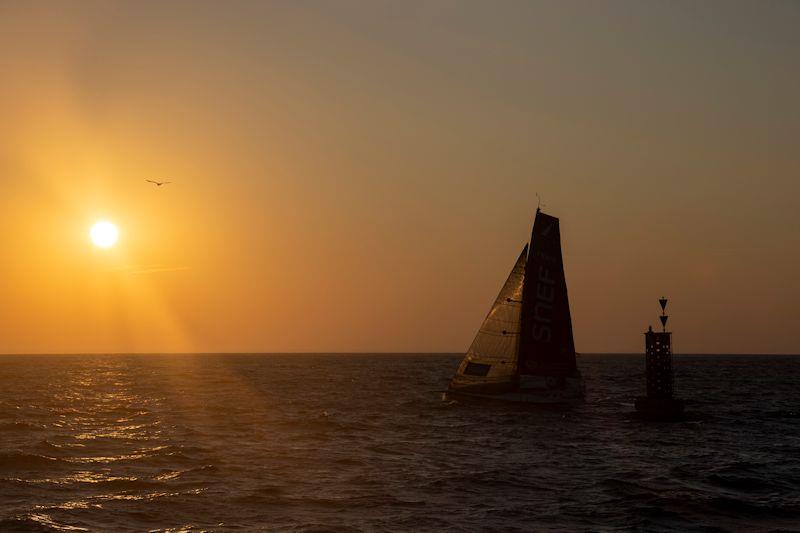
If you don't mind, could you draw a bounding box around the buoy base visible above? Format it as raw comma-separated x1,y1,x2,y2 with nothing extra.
634,396,685,421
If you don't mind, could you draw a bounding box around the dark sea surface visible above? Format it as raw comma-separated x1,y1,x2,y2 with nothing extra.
1,354,799,532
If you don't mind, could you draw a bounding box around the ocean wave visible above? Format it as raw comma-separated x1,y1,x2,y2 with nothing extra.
0,513,89,532
0,452,62,470
0,421,46,432
2,354,800,531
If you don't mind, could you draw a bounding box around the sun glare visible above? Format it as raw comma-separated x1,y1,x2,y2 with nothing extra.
90,220,119,248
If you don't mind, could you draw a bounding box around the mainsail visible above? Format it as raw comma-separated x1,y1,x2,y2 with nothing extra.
449,245,527,392
518,209,577,377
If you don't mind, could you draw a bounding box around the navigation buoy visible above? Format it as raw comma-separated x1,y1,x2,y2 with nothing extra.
634,298,685,420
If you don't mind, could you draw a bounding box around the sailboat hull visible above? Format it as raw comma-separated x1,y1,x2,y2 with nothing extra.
446,373,585,404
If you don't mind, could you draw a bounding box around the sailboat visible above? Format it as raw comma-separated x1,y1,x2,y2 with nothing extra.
447,208,585,403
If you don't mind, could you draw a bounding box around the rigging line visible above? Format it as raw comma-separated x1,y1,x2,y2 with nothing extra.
475,331,515,338
476,329,520,337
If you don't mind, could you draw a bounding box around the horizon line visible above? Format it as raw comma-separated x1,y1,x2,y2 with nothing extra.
0,351,798,357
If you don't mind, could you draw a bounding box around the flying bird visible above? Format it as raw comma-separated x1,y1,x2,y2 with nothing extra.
146,179,172,187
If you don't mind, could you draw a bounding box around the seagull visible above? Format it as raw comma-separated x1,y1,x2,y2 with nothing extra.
146,179,172,187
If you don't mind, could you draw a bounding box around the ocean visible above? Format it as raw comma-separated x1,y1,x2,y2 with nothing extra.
1,354,798,532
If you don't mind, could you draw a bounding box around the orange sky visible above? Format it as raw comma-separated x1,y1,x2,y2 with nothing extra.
1,2,798,354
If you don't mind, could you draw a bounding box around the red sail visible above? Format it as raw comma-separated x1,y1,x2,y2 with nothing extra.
517,209,577,377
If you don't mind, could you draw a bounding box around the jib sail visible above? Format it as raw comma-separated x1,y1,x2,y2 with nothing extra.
449,245,527,392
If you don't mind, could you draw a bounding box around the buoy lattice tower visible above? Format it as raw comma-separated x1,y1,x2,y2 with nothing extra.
645,297,673,398
635,297,684,419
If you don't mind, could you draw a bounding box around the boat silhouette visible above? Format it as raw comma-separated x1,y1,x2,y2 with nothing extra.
447,208,585,403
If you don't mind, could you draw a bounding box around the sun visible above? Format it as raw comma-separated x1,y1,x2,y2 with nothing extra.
89,220,119,248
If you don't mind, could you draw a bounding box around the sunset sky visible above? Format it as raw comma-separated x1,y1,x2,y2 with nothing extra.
1,1,798,354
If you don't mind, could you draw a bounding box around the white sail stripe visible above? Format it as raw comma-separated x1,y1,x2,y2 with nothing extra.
481,318,520,326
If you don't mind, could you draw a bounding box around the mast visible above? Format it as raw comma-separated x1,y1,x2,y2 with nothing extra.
517,208,577,376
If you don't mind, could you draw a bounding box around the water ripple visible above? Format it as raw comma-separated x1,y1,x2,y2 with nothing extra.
0,354,798,531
